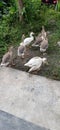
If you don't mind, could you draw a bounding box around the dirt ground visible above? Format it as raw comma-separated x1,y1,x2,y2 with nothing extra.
12,47,52,77
12,46,45,73
0,44,60,80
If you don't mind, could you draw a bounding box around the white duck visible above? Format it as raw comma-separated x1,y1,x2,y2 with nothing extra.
17,45,26,58
21,32,34,47
40,37,48,52
0,46,13,67
24,56,47,72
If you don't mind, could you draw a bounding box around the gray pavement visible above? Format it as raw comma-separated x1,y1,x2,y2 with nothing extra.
0,67,60,130
0,110,49,130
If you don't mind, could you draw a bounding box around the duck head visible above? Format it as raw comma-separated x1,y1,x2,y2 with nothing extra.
9,46,13,52
42,25,45,30
42,58,48,65
30,32,34,37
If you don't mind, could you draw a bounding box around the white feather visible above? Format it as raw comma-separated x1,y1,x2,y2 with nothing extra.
22,32,34,46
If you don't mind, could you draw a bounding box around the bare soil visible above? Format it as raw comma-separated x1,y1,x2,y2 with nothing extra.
0,44,60,80
11,45,60,80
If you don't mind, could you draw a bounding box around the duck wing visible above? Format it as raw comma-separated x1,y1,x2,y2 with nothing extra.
24,58,36,67
18,46,25,54
40,39,48,49
24,57,42,67
28,59,42,72
24,36,34,46
32,36,44,47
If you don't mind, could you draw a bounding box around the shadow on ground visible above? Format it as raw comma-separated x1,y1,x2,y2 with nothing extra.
0,110,49,130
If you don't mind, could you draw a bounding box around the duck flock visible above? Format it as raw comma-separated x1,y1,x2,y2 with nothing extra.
0,26,49,73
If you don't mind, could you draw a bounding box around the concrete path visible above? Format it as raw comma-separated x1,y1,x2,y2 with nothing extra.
0,67,60,130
